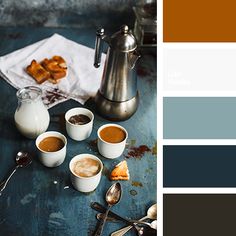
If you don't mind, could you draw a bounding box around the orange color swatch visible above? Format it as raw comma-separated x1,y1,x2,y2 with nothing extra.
164,0,236,42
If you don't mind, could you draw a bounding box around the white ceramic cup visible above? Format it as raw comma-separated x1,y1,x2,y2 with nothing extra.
97,123,128,159
69,154,103,192
65,107,94,141
35,131,67,167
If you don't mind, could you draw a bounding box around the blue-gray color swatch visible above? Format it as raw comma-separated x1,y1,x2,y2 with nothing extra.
164,97,236,139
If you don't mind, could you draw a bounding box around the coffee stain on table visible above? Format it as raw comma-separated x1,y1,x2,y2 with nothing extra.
152,142,157,155
125,145,151,159
131,181,143,187
130,190,138,196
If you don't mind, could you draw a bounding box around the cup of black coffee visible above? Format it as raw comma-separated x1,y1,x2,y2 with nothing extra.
65,107,94,141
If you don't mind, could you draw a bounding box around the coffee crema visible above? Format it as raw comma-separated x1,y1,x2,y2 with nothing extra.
69,114,91,125
38,136,64,152
73,157,100,177
100,126,126,143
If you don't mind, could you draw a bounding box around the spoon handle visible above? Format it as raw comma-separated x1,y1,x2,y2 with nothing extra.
94,205,111,236
0,167,18,196
91,202,134,226
111,216,148,236
96,213,120,223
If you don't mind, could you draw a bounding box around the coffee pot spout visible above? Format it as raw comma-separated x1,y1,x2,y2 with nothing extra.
128,50,141,69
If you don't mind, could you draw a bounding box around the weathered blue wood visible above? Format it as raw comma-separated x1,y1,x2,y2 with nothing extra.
0,27,156,236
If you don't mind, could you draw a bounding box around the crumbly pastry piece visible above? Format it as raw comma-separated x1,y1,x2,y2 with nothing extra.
26,56,67,84
26,60,51,84
52,55,67,69
41,57,67,81
110,160,130,181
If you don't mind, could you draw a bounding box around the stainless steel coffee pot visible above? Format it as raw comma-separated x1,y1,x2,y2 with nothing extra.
94,25,140,121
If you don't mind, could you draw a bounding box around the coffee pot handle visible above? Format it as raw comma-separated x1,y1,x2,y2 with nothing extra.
128,50,141,69
94,28,105,68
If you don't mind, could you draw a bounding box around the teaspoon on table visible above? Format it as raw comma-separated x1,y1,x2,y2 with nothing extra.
137,226,157,236
111,203,157,236
0,151,32,196
96,212,155,228
96,213,120,223
91,202,154,231
94,182,122,236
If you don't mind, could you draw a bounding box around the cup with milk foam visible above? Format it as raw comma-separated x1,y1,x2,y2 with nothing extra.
69,154,103,192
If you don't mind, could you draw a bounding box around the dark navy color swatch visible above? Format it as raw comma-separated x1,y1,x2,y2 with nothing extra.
164,145,236,187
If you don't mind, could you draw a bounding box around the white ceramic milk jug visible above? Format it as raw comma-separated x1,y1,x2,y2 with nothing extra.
14,86,50,139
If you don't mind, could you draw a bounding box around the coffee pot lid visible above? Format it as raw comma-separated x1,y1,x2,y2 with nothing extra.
110,25,137,52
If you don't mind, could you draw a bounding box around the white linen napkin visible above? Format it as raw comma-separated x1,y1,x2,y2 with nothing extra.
0,33,105,108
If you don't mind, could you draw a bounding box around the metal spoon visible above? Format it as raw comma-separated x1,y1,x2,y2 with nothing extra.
96,213,119,223
137,226,157,236
150,220,157,230
0,151,32,196
111,203,157,236
96,212,154,227
94,182,122,236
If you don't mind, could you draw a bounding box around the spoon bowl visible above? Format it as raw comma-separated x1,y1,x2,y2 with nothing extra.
0,151,32,196
106,182,122,205
111,203,157,236
94,182,122,236
147,203,157,220
16,151,32,167
150,220,157,230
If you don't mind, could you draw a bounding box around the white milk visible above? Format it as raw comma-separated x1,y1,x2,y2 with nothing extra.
14,87,50,139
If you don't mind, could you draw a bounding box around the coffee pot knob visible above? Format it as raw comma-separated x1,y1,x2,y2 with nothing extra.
120,25,129,34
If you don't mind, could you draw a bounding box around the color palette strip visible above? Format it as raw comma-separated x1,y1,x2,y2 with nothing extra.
164,145,236,187
164,194,236,236
163,97,236,139
163,47,236,92
163,0,236,42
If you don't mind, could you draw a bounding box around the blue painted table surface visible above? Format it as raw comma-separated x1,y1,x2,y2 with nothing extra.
0,27,156,236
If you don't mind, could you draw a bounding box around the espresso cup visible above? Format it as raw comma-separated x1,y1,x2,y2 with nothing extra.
35,131,67,167
97,124,128,159
69,154,103,192
65,107,94,141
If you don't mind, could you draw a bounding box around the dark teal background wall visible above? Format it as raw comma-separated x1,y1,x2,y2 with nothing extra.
0,0,136,29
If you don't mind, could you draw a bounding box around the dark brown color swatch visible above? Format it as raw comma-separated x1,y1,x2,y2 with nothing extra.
164,0,236,42
164,194,236,236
